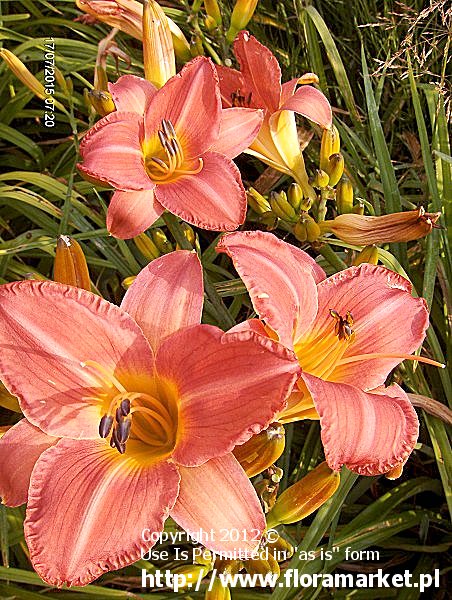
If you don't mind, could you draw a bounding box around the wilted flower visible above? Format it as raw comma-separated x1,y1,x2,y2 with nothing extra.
0,250,299,586
78,57,263,238
216,32,332,199
217,230,439,476
320,207,441,245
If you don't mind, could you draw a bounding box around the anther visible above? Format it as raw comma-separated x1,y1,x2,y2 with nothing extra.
117,418,132,444
119,398,131,416
99,414,113,438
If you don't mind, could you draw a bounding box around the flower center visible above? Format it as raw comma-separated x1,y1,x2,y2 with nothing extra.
81,360,179,462
231,89,253,108
144,119,203,183
293,309,355,380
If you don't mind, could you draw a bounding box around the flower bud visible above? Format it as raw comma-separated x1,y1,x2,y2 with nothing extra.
269,191,297,223
143,0,175,88
133,233,160,260
293,213,321,243
267,462,340,527
335,177,353,214
204,0,222,26
0,382,20,413
233,423,285,477
176,223,197,250
226,1,259,43
298,72,319,85
319,208,441,245
265,533,294,561
122,276,137,290
287,183,303,211
87,89,116,116
320,125,340,172
259,211,279,230
151,228,173,254
352,245,379,266
326,153,344,187
247,188,271,215
205,577,231,600
190,33,205,57
0,48,46,99
314,169,330,189
245,555,280,578
352,202,365,215
54,236,91,291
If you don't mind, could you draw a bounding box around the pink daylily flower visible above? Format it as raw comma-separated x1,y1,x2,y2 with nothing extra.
0,251,299,586
216,32,332,197
217,231,431,476
78,56,264,239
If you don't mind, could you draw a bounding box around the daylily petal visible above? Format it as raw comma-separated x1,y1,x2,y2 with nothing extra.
108,74,157,115
106,189,162,239
210,107,263,159
279,85,332,129
217,231,321,348
121,251,203,352
25,439,179,586
156,324,299,466
315,264,429,389
171,454,265,554
0,280,154,438
234,31,281,113
154,152,246,231
78,111,152,191
0,419,58,507
216,64,247,108
280,78,299,105
302,374,419,476
227,318,269,337
144,57,221,159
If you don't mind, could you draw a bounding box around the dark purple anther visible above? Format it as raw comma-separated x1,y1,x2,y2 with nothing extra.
99,414,113,438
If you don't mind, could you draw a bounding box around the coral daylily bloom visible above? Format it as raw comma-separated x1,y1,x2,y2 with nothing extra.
217,231,431,476
78,57,263,239
216,32,332,198
0,251,299,586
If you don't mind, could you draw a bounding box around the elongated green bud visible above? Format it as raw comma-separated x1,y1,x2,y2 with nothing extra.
335,177,354,213
204,0,222,26
151,228,173,254
133,233,160,260
314,169,330,189
352,245,379,266
320,125,340,171
326,153,344,187
293,213,321,243
247,188,271,214
287,183,303,211
226,1,258,42
270,191,297,222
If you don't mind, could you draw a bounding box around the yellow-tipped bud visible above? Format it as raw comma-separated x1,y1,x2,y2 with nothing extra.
352,245,379,266
247,188,271,215
0,48,46,99
293,213,321,243
133,233,161,260
298,72,320,85
265,533,294,561
352,202,365,215
287,183,303,211
122,276,137,290
233,423,285,478
205,577,231,600
54,236,91,291
143,0,176,88
319,208,441,245
87,89,116,116
326,153,344,187
151,228,173,254
226,1,258,43
176,223,197,250
204,0,222,26
319,125,340,171
267,462,340,527
314,169,330,189
335,177,354,213
0,382,20,413
245,555,280,578
269,191,298,223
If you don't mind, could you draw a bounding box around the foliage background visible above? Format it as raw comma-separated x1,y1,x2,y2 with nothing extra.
0,0,450,597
